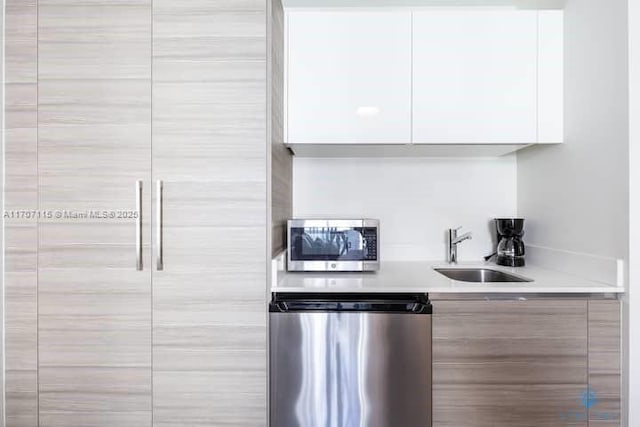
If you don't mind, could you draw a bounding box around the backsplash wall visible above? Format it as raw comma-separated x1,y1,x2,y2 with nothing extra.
293,156,517,262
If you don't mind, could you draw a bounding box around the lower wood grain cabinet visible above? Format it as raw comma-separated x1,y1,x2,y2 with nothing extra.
431,297,621,427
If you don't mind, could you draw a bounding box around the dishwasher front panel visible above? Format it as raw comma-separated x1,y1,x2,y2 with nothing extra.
270,311,432,427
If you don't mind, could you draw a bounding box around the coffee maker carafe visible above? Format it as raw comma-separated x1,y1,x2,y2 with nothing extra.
495,218,525,267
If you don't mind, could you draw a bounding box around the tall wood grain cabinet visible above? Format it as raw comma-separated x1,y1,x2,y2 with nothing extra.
152,0,271,425
4,0,289,425
37,0,153,425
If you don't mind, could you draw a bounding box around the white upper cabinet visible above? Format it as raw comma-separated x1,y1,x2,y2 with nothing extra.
412,10,538,144
286,10,412,144
537,10,564,143
285,8,564,153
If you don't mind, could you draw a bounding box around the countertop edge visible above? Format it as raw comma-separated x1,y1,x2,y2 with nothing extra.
271,257,625,295
270,286,625,294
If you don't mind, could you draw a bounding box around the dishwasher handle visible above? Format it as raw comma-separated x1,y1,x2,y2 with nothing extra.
269,293,432,314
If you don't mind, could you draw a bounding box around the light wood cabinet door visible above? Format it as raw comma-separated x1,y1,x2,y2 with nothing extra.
287,10,412,144
432,298,589,427
152,1,268,425
412,10,538,144
588,299,622,425
5,0,39,425
37,0,153,425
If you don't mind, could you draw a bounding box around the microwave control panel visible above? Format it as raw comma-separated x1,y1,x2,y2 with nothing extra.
363,227,378,261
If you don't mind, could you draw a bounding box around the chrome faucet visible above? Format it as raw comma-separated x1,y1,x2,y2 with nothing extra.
447,227,472,264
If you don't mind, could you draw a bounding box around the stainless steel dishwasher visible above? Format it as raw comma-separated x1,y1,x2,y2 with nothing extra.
269,293,432,427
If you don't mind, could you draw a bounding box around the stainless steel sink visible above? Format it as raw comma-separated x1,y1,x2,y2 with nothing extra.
435,268,533,283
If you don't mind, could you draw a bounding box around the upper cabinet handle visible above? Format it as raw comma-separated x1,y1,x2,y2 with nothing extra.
136,180,143,271
156,180,164,271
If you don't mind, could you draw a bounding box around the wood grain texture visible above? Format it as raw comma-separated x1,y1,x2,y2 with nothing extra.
588,299,621,426
5,1,39,425
270,0,291,256
152,0,268,425
37,0,152,425
432,298,589,427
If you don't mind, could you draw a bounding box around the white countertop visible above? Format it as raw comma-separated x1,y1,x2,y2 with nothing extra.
272,261,624,294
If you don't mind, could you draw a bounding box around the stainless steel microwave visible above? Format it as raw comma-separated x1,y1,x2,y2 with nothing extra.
287,219,379,272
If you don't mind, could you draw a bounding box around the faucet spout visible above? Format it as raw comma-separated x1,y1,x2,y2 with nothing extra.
451,232,472,245
447,227,472,264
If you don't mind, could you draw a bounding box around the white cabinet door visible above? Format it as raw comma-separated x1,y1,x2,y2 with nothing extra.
287,10,412,144
412,10,538,144
538,10,564,143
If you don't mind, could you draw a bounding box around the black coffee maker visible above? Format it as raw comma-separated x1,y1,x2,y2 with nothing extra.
494,218,525,267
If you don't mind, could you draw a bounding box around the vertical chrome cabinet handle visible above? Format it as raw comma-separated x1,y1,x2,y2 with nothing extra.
136,180,143,271
156,180,164,271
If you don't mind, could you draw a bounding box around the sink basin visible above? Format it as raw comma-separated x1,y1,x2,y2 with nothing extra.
435,268,533,283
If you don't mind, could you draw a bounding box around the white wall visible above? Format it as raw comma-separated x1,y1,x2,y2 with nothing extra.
518,0,630,424
517,0,629,261
627,0,639,424
293,156,517,261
